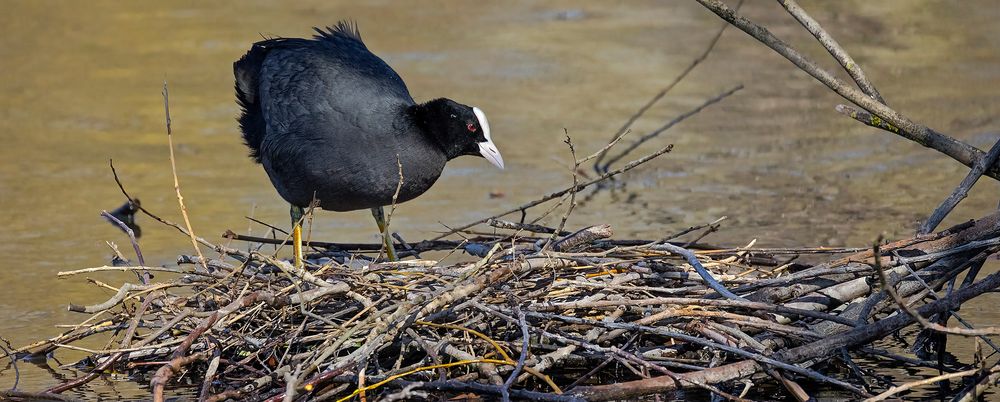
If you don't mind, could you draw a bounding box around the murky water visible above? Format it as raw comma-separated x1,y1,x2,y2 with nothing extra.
1,0,998,398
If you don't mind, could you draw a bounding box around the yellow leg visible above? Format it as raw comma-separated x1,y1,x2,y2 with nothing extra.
290,205,305,268
371,206,397,261
292,222,304,268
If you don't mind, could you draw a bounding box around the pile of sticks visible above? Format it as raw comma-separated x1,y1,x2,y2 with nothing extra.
7,208,1000,401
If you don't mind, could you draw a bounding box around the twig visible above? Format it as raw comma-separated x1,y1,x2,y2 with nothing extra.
100,211,145,268
541,133,580,252
488,218,570,236
919,138,1000,234
650,242,745,301
58,265,219,278
67,282,173,314
873,239,1000,336
432,144,673,241
378,155,405,261
501,306,530,402
599,84,743,171
694,0,1000,180
777,0,885,104
162,82,209,271
591,0,741,172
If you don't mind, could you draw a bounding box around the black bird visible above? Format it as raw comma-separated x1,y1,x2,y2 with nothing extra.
105,199,142,238
235,22,504,264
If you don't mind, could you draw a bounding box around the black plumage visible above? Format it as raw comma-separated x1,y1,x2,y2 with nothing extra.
235,22,503,214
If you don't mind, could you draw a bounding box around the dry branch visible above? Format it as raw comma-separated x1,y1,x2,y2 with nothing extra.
694,0,1000,180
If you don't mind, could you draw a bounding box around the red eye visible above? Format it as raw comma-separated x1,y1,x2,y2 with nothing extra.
466,123,477,132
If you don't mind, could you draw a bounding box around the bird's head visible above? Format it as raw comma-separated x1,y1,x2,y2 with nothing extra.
414,98,504,169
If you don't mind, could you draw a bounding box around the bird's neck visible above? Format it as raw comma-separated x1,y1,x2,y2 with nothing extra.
407,101,465,160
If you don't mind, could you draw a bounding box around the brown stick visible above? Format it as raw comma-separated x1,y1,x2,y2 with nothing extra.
0,390,85,402
162,81,209,271
569,359,758,400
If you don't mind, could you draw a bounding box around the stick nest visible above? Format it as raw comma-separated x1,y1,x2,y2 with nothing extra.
14,210,1000,402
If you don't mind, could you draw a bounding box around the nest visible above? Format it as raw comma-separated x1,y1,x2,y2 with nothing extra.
9,209,1000,402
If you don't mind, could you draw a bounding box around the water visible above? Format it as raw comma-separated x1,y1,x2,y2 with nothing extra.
1,0,998,398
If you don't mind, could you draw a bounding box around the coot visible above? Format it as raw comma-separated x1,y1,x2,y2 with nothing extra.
235,22,503,264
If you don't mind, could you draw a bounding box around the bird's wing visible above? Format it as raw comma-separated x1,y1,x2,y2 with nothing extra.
256,26,415,140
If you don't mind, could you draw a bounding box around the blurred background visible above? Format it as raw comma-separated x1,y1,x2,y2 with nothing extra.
0,0,998,397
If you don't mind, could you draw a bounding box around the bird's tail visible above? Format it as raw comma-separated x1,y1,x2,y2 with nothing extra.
234,42,271,163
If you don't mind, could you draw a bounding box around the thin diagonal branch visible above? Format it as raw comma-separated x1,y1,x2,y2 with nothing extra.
694,0,1000,181
777,0,886,104
600,84,742,171
919,138,1000,234
591,0,742,173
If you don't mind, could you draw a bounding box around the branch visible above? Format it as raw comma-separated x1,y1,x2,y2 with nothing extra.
777,0,886,104
591,0,742,172
919,138,1000,234
600,84,743,171
873,239,1000,336
432,144,673,241
651,242,745,301
694,0,1000,181
162,82,209,271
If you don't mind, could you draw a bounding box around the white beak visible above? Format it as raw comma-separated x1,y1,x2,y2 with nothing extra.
473,106,504,169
